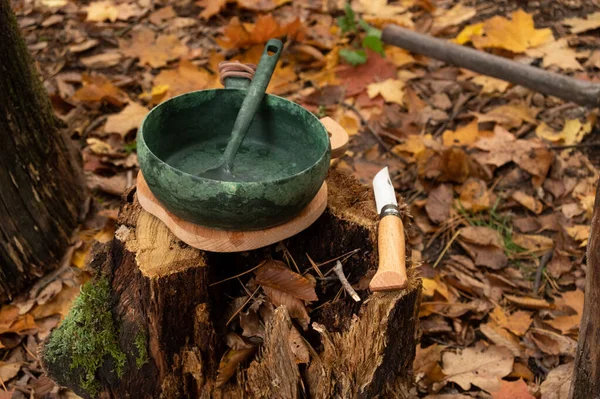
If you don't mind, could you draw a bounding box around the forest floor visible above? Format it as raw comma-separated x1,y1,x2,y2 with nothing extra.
2,0,600,397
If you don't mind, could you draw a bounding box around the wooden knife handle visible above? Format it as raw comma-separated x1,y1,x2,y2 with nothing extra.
369,213,408,292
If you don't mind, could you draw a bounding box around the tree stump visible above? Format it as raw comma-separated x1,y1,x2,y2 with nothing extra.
0,0,86,303
41,168,421,399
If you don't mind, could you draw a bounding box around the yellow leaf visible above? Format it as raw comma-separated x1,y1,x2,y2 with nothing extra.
536,119,592,146
471,75,510,94
355,0,414,29
512,233,554,253
453,22,484,45
433,4,476,32
392,134,431,158
567,225,590,247
511,191,543,214
104,102,149,137
86,1,118,22
442,120,479,147
422,277,449,300
472,9,554,53
473,103,538,130
563,11,600,34
366,79,405,105
385,46,415,67
525,38,584,71
153,60,218,103
333,108,360,136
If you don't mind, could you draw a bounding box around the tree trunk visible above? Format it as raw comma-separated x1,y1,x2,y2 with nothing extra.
570,179,600,399
41,168,421,399
0,0,86,302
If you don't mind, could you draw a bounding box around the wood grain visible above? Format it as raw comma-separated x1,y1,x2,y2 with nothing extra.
369,214,408,291
137,172,328,253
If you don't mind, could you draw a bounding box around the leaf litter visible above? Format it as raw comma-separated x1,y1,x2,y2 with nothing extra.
9,0,600,397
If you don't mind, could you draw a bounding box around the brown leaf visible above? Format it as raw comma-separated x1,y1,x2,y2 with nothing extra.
512,233,553,253
527,328,577,356
288,326,309,364
0,362,21,383
540,363,573,399
490,307,532,336
425,184,453,224
119,27,188,68
491,378,535,399
504,294,553,310
152,60,218,103
31,285,80,320
459,241,507,270
149,6,176,25
239,309,264,340
225,332,255,350
547,250,572,278
441,343,514,393
459,226,503,247
72,73,129,106
256,260,317,301
262,286,310,330
336,50,397,96
414,343,446,383
215,346,256,387
442,119,480,147
511,191,543,214
217,15,303,49
479,322,522,357
80,52,123,69
197,0,226,19
104,102,149,137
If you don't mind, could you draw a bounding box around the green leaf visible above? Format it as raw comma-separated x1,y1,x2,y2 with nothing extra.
337,3,357,34
359,20,382,38
362,36,385,55
339,49,367,66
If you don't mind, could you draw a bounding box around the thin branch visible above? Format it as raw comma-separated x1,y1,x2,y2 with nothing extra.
333,261,361,302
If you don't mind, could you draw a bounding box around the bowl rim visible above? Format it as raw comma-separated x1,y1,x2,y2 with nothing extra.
138,89,331,185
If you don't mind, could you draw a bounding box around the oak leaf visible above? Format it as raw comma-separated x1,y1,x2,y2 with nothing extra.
442,343,514,393
119,27,188,68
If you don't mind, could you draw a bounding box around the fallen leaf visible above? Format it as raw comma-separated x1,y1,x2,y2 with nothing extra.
86,1,118,22
120,27,188,68
337,50,397,96
548,250,572,278
73,73,129,106
510,362,535,381
512,233,553,253
262,286,310,330
414,343,446,383
432,4,476,33
563,11,600,34
0,362,21,383
567,224,590,247
480,322,522,357
536,119,593,146
149,6,176,25
217,15,303,49
225,332,255,350
152,60,217,103
442,120,480,147
115,2,143,21
490,307,532,336
459,178,491,212
288,326,309,364
472,9,553,53
472,75,510,94
104,102,149,137
491,378,535,399
474,103,538,130
556,289,584,316
504,294,553,310
540,363,573,399
367,79,405,105
197,0,226,19
454,22,484,45
421,277,450,300
527,328,577,356
256,260,317,301
385,46,415,67
215,346,256,387
460,226,503,247
425,184,453,224
442,343,514,393
525,38,584,71
236,0,290,11
80,52,123,69
354,0,414,29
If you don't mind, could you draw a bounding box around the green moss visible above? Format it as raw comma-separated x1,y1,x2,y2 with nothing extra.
134,330,149,369
44,278,126,396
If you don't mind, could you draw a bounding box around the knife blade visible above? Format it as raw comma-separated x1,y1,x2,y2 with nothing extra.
370,167,408,292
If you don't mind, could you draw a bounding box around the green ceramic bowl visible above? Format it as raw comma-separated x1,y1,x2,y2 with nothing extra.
138,80,331,231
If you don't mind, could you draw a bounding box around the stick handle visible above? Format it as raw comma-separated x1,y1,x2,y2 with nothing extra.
369,213,408,292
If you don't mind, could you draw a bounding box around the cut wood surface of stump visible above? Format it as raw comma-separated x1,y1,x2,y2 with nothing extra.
41,168,421,399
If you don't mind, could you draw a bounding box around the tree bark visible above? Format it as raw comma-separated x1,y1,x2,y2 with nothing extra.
41,168,421,399
570,179,600,399
0,0,86,302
